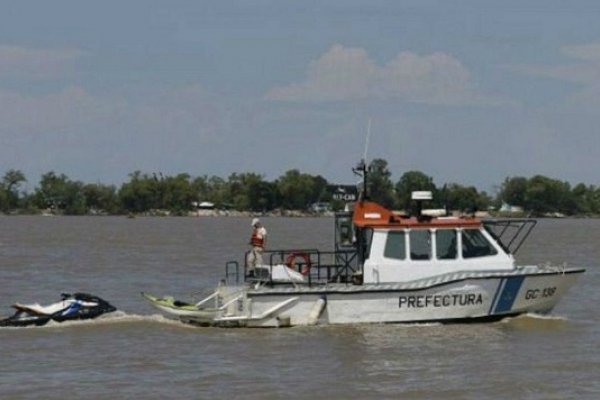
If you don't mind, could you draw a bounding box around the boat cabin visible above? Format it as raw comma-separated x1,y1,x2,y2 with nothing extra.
353,201,514,283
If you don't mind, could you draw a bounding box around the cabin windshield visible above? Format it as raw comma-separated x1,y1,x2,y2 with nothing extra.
436,229,457,260
461,229,497,258
483,219,536,255
381,227,500,263
384,231,406,260
410,230,431,260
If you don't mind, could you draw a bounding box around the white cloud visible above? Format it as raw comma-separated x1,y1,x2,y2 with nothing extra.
509,61,600,85
508,41,600,112
265,44,500,106
0,83,222,138
508,41,600,85
0,82,227,181
0,45,85,79
0,86,118,133
267,45,375,102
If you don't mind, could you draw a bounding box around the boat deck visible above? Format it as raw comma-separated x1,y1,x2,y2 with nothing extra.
246,264,585,295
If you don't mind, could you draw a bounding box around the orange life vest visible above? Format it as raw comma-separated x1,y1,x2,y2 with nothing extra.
250,228,264,248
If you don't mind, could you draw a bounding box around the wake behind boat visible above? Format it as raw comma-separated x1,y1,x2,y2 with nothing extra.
0,293,117,327
144,161,585,327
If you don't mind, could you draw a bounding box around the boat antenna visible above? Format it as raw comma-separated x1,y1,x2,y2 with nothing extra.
363,118,372,162
353,119,372,201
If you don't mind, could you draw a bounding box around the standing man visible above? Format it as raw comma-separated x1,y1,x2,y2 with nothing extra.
247,218,267,277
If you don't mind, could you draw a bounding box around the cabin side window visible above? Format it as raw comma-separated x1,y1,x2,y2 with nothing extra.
410,230,431,260
361,228,374,262
462,229,498,258
436,229,457,260
383,231,406,260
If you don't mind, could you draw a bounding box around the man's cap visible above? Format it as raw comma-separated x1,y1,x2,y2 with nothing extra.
251,218,260,227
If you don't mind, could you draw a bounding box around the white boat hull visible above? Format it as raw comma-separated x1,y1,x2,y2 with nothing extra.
204,268,583,327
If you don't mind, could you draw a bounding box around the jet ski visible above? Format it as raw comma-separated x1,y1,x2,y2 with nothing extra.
0,292,117,327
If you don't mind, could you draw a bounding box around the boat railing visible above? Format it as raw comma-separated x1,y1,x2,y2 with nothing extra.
225,248,359,287
483,218,537,255
270,249,316,283
225,261,240,284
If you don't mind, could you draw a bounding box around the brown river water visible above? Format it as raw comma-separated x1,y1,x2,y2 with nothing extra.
0,216,599,399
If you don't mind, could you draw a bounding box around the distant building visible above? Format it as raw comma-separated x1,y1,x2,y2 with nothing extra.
310,202,331,213
192,201,215,210
500,202,524,213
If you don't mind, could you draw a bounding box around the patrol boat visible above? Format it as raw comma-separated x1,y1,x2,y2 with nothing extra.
144,162,585,327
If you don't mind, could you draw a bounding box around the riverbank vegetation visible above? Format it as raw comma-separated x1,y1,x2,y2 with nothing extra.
1,159,599,217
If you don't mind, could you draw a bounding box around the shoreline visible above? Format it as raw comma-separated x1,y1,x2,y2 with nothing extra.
0,209,337,218
2,208,599,219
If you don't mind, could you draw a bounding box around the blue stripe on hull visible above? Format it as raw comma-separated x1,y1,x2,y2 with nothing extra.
493,276,525,314
488,278,505,315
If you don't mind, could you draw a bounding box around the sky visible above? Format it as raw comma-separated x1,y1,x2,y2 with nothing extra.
1,0,600,192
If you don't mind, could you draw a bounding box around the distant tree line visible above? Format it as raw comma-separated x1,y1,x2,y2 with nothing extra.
1,159,599,216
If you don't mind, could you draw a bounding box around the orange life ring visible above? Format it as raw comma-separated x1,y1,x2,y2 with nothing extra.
285,252,311,276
